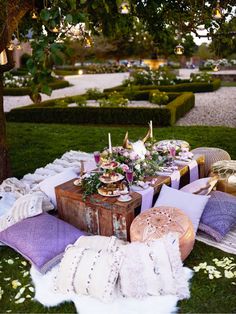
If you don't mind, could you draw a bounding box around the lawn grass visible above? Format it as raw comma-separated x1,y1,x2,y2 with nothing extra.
221,81,236,87
1,122,236,313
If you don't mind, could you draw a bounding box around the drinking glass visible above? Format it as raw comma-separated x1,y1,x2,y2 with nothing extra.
125,168,134,192
93,151,101,170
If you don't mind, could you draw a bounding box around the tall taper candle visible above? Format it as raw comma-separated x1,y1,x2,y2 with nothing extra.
150,120,153,138
108,133,112,154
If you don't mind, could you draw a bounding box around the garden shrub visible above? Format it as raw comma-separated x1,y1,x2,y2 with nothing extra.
85,88,104,100
98,91,129,107
149,90,169,106
75,96,87,107
7,92,194,126
190,72,213,82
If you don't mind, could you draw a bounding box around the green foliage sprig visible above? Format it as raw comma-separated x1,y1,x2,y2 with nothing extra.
81,173,102,199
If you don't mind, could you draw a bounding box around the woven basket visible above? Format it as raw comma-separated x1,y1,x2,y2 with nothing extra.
191,147,231,176
210,160,236,196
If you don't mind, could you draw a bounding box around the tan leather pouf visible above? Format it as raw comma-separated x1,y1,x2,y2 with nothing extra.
130,206,195,261
191,147,231,176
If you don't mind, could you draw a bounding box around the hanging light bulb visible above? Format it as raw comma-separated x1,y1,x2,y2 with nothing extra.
174,43,184,55
16,44,22,50
51,26,60,33
119,1,130,14
212,0,223,20
31,9,38,19
0,50,8,65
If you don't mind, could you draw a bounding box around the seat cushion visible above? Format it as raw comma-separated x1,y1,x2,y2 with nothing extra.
0,213,85,273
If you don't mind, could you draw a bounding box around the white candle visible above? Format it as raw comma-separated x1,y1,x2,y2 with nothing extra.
150,120,153,138
108,133,112,154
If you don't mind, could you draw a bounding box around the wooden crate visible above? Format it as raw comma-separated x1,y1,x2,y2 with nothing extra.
55,155,205,241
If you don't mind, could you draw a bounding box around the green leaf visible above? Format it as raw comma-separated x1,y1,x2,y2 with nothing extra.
40,9,51,21
66,14,73,24
80,0,87,4
41,85,52,96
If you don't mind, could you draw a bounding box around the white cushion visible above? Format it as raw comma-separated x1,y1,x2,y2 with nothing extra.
55,246,124,302
154,184,210,233
180,177,218,195
39,168,77,207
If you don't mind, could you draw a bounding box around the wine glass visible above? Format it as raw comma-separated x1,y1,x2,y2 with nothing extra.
125,168,134,192
93,151,101,171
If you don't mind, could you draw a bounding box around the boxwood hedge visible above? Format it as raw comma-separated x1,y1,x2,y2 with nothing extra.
6,91,194,126
3,80,70,96
104,79,221,93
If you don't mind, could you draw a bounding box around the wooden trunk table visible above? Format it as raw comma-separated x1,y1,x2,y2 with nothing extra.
55,155,204,241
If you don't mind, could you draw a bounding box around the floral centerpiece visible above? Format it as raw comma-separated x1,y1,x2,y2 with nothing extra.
80,127,193,197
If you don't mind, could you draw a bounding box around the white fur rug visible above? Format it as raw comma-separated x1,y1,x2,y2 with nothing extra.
30,265,193,314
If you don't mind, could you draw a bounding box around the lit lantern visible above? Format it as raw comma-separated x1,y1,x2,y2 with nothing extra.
78,69,83,75
174,43,184,55
31,9,38,19
212,0,223,20
213,65,219,72
119,1,130,14
84,37,92,48
7,43,14,51
0,50,8,65
16,44,22,50
51,26,60,33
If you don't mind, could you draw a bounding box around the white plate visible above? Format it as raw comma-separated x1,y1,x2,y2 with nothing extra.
117,195,132,202
100,161,120,170
73,179,82,186
99,173,124,184
97,188,121,197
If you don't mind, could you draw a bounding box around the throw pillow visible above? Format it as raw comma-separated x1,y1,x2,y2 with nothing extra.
199,191,236,241
154,184,210,233
0,213,85,273
74,235,126,253
0,193,44,232
39,168,77,207
119,233,190,300
180,177,218,195
55,245,124,303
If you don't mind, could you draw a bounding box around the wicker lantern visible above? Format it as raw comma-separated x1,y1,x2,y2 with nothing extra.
211,160,236,196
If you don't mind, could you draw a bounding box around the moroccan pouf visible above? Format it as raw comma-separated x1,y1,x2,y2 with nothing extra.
191,147,231,176
210,160,236,196
130,206,195,261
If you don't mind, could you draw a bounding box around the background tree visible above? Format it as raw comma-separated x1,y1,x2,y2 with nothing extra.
0,0,235,182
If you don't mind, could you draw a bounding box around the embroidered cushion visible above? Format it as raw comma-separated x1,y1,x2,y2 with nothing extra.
74,235,126,253
155,184,210,233
180,177,218,195
55,245,124,303
0,213,85,273
119,233,190,300
199,191,236,241
39,168,77,207
130,206,195,261
0,193,44,233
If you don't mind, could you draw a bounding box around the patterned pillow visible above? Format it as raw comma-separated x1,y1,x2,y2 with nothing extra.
55,245,124,303
0,213,85,273
199,191,236,241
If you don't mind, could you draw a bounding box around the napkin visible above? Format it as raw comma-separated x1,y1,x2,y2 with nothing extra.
188,159,199,182
155,170,181,189
131,185,154,213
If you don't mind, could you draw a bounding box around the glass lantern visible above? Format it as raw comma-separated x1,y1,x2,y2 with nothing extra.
174,44,184,55
119,1,130,14
212,0,223,20
31,9,38,19
0,50,8,65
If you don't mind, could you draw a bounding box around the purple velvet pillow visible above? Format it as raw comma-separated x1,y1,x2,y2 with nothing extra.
199,191,236,242
0,213,85,273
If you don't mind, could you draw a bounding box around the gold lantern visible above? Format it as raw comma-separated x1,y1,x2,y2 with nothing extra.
51,26,60,33
174,43,184,55
84,37,92,48
31,9,38,19
213,65,219,72
7,43,14,51
16,44,22,50
212,0,223,20
0,50,8,65
119,1,130,14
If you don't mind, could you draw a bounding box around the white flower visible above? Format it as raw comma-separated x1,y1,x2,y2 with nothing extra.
7,259,14,265
21,261,27,266
12,280,21,289
15,297,25,304
0,287,4,300
224,270,234,279
135,164,141,171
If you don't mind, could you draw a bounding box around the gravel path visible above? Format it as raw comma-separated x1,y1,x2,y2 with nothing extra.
3,70,236,127
176,87,236,128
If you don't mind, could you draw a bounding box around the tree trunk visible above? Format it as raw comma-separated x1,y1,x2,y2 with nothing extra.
0,0,33,183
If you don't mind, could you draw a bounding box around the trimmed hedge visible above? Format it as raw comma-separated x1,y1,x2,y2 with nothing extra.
3,80,70,96
6,92,194,126
104,79,221,93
